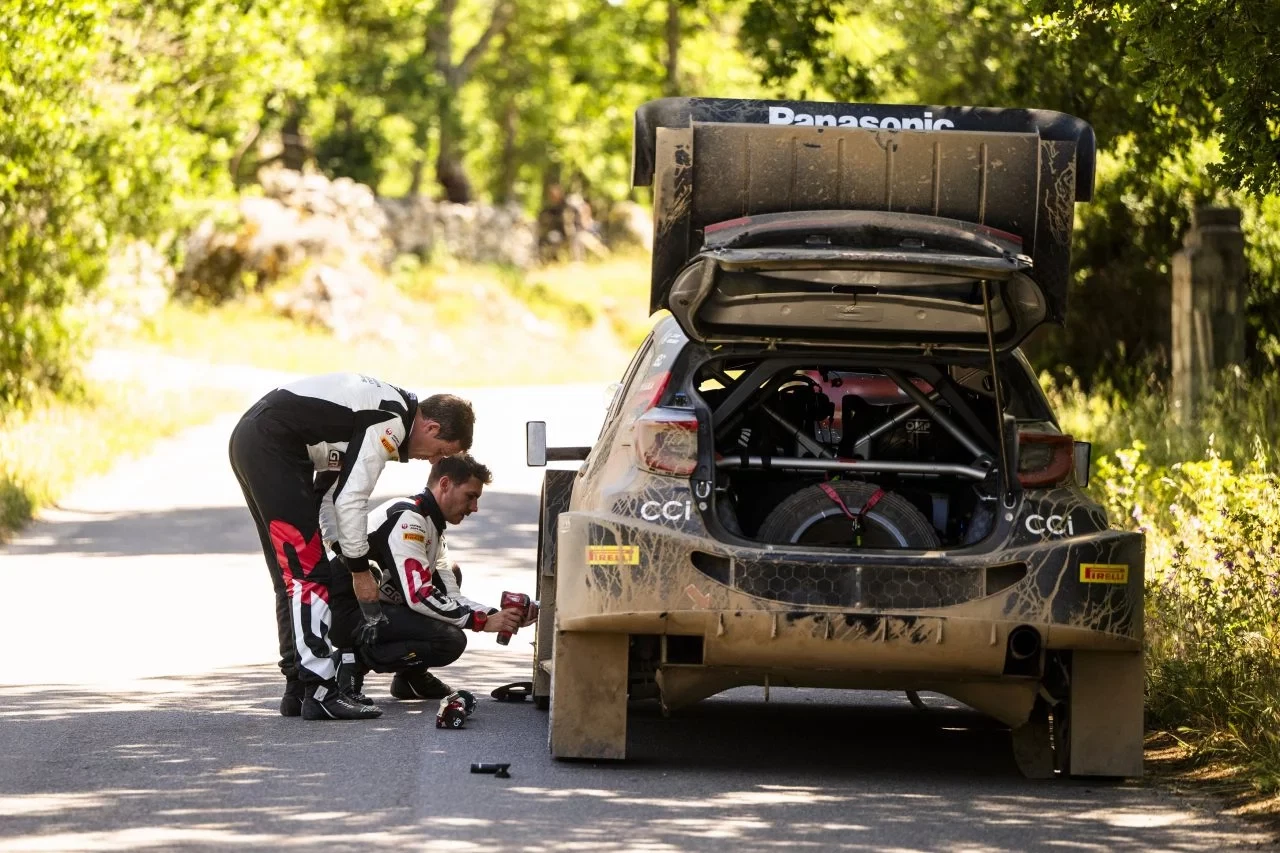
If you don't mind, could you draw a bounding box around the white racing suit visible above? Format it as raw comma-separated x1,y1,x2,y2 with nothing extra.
357,489,497,674
228,373,417,692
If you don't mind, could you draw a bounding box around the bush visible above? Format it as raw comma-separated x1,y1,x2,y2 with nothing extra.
1044,365,1280,470
0,1,112,407
0,0,322,410
1100,444,1280,787
1051,367,1280,788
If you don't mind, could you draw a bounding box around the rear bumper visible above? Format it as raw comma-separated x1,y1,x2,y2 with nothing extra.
555,510,1146,669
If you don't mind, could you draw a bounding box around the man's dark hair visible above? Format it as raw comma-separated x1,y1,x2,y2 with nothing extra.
428,453,492,488
420,394,475,449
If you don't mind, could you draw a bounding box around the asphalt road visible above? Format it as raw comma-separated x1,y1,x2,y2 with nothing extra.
0,366,1270,852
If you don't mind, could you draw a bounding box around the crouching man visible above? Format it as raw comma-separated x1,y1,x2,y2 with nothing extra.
347,453,537,701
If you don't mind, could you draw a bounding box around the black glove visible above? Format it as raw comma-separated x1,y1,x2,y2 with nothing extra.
354,599,389,647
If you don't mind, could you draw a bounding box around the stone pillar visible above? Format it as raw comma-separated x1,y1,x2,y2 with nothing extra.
1171,206,1247,417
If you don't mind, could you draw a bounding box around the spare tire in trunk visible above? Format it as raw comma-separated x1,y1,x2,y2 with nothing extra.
757,481,940,549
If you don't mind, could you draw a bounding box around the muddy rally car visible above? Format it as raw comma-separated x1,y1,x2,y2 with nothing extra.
527,97,1145,778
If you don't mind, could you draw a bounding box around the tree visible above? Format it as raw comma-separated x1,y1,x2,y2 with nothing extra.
1033,0,1280,197
466,0,671,207
0,1,111,406
427,0,515,202
0,0,323,407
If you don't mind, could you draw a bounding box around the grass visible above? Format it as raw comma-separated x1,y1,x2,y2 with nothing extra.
1044,364,1280,470
0,380,247,540
132,298,411,375
128,254,653,389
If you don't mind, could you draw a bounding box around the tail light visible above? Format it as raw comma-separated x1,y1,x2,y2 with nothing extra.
1017,432,1076,488
632,371,671,413
635,407,699,476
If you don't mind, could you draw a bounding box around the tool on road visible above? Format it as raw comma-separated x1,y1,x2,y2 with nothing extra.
436,695,469,729
447,689,477,716
436,690,477,728
470,763,511,778
491,681,533,702
495,591,534,645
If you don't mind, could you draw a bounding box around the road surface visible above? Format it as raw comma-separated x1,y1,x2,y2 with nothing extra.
0,362,1269,852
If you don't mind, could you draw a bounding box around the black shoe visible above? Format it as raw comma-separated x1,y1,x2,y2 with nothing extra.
390,671,452,700
302,685,384,720
280,681,303,718
336,655,374,706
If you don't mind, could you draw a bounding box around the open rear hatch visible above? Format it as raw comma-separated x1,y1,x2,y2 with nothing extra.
671,210,1045,351
633,97,1095,353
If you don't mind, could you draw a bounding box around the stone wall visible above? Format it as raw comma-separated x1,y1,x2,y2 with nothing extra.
169,168,539,337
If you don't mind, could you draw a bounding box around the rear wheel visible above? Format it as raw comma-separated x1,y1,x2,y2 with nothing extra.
533,470,576,711
1010,696,1056,779
1051,699,1072,776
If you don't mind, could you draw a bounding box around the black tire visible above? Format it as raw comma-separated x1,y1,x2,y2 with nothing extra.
757,481,940,548
1011,696,1056,779
1052,699,1071,776
533,470,576,711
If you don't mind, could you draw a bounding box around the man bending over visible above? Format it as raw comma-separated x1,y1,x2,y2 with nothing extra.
229,373,474,720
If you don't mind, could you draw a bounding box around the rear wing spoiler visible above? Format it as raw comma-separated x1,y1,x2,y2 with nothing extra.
634,97,1096,324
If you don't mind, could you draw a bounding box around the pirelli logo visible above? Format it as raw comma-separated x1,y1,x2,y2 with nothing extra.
1080,563,1129,584
586,545,640,565
403,532,425,543
380,436,397,455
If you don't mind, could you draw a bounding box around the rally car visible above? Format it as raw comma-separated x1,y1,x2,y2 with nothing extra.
526,97,1145,778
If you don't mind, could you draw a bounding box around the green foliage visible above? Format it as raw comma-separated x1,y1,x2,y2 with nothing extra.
1034,0,1280,197
309,0,771,208
4,0,1277,403
0,0,322,409
0,1,111,407
1045,364,1280,470
1106,444,1280,787
1052,367,1280,788
107,0,325,186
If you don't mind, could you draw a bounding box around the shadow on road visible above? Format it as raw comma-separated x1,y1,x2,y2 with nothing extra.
2,491,539,560
0,658,1253,852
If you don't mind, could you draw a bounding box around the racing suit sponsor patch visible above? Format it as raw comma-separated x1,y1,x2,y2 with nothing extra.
380,436,397,456
404,531,425,542
327,449,342,471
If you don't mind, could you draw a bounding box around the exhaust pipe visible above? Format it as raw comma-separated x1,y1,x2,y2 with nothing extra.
1007,625,1042,661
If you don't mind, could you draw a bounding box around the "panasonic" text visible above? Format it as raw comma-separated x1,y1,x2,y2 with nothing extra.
768,106,955,131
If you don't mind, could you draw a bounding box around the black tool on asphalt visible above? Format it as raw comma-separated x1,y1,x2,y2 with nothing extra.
470,762,511,777
491,681,532,702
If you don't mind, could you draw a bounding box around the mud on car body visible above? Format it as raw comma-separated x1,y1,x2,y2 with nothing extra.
527,97,1145,778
